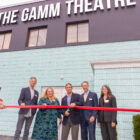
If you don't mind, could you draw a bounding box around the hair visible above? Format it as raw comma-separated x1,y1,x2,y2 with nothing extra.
81,81,89,86
65,83,73,88
42,87,55,99
101,85,112,98
30,77,37,81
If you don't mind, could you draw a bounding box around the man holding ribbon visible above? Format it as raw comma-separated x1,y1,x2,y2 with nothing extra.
61,83,81,140
0,98,5,109
14,77,39,140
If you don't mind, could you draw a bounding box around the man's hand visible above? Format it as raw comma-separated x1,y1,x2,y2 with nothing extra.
0,100,5,109
111,122,116,128
64,110,70,116
0,104,5,109
70,103,76,108
59,118,63,124
89,116,95,123
20,103,25,106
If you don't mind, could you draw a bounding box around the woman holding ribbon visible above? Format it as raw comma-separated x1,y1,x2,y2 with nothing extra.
32,87,62,140
98,85,117,140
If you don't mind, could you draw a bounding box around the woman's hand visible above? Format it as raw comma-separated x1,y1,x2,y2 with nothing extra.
111,122,116,128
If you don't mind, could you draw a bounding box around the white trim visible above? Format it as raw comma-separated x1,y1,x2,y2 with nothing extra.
91,58,140,69
0,0,45,9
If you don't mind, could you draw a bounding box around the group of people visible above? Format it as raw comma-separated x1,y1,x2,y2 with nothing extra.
0,77,117,140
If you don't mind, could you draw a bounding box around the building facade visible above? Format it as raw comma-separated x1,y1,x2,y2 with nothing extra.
0,0,140,139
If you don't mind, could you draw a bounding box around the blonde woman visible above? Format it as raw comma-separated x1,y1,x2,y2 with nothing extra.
32,87,61,140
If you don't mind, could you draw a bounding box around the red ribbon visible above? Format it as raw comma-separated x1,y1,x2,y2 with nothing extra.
3,105,140,112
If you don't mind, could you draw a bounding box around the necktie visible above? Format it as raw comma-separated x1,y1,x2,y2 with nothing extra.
84,94,87,102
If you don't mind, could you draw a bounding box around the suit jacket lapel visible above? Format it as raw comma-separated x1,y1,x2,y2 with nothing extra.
100,98,104,107
81,94,84,103
64,96,68,105
70,93,74,103
85,91,90,103
31,90,37,101
28,87,31,100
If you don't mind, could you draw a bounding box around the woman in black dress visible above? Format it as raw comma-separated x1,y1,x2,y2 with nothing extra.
98,85,117,140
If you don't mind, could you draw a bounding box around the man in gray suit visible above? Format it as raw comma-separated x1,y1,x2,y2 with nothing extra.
14,77,39,140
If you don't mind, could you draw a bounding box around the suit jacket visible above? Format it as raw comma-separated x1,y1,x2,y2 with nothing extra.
18,87,39,115
80,91,98,121
61,93,81,125
98,95,117,123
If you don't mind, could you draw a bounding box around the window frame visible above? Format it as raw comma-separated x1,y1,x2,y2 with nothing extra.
0,31,12,50
66,20,89,45
26,26,48,48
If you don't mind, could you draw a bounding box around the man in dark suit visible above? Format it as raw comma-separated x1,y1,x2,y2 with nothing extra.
80,81,98,140
14,77,39,140
61,83,81,140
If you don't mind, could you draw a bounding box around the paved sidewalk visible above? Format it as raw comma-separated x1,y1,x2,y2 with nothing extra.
0,136,32,140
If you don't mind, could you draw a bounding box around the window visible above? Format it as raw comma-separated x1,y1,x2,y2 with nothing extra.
0,32,12,50
66,22,89,44
27,27,47,47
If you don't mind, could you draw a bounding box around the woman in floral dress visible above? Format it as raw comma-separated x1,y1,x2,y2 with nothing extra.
32,87,61,140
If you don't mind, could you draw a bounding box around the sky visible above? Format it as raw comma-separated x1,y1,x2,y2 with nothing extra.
0,0,42,7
